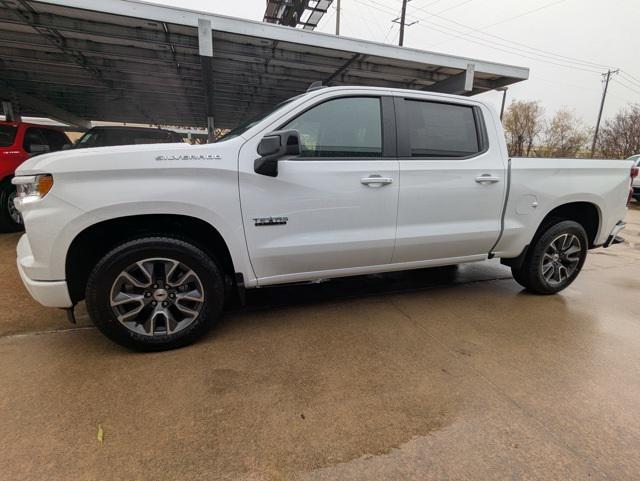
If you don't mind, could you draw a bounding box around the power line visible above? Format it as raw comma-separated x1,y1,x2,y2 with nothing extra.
409,0,614,70
382,23,396,43
357,0,605,73
619,71,640,89
421,0,477,15
411,0,446,10
613,78,640,98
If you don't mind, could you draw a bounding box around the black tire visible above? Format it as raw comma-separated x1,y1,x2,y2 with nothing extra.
0,180,24,233
511,220,588,294
86,236,225,351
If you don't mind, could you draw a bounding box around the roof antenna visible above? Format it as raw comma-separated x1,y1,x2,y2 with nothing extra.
307,81,324,92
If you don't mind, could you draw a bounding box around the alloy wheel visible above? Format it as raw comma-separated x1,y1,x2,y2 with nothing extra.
541,233,582,286
109,257,205,336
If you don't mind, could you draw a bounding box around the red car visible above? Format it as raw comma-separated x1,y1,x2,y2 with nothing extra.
0,121,72,232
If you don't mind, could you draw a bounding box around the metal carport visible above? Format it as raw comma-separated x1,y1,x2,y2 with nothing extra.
0,0,529,137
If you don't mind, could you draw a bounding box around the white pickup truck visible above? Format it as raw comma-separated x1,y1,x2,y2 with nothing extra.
13,86,637,350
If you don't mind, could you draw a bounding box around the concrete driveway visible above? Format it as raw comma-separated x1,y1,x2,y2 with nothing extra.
1,205,640,481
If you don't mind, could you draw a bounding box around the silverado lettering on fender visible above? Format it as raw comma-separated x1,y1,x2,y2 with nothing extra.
12,87,637,350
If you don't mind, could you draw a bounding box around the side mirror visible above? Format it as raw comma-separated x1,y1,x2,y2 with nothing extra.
254,129,301,177
28,144,50,156
62,143,73,150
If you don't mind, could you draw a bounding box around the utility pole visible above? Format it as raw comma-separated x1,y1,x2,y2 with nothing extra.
399,0,408,46
591,69,619,158
335,0,341,35
497,87,508,121
393,0,417,46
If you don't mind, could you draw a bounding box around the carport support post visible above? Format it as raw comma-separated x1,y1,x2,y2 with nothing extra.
198,18,215,143
2,100,21,122
426,63,475,94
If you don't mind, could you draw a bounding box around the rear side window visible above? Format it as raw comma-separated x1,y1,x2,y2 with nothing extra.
41,129,70,151
0,125,17,147
283,97,382,158
405,100,480,158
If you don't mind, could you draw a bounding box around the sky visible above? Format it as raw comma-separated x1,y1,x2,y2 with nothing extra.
150,0,640,126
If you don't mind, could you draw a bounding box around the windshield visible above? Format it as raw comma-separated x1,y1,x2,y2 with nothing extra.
627,154,640,164
215,95,303,142
0,125,17,147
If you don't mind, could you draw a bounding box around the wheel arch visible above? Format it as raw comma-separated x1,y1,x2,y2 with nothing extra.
65,214,237,304
537,201,601,247
502,201,600,268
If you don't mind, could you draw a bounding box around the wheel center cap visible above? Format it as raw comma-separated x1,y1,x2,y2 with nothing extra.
552,253,560,262
153,289,169,302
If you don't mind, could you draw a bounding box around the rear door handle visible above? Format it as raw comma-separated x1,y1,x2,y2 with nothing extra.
361,175,393,187
475,174,500,184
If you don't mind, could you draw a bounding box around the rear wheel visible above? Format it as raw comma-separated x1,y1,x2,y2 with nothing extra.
511,220,588,294
86,236,224,351
0,181,24,233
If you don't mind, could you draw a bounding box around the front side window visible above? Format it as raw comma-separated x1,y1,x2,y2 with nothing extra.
283,97,382,158
406,100,480,158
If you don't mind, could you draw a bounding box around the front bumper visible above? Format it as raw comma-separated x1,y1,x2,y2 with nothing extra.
16,235,72,308
604,221,626,248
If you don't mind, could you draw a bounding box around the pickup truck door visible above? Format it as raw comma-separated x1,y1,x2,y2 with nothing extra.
239,95,399,284
392,97,506,263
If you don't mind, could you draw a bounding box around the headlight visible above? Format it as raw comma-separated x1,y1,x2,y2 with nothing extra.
12,174,54,201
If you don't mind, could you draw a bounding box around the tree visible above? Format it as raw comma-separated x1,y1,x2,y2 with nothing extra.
539,108,589,158
502,100,544,157
597,105,640,159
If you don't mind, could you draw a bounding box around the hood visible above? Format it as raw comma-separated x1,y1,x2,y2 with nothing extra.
15,141,234,176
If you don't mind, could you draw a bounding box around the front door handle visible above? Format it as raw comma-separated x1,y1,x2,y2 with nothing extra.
475,174,501,184
361,175,393,187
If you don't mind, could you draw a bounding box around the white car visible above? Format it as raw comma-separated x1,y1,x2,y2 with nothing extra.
629,154,640,199
12,86,637,350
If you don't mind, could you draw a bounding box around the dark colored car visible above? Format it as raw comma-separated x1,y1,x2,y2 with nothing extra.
0,121,72,232
75,126,183,148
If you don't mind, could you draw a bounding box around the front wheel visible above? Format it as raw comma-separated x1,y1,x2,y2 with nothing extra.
511,220,588,294
86,236,225,351
0,181,24,233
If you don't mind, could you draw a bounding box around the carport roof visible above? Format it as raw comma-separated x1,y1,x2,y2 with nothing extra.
0,0,529,130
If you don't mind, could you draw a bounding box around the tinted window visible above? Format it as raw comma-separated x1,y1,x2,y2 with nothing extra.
41,129,70,151
406,100,480,158
283,97,382,158
0,125,17,147
23,128,47,152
